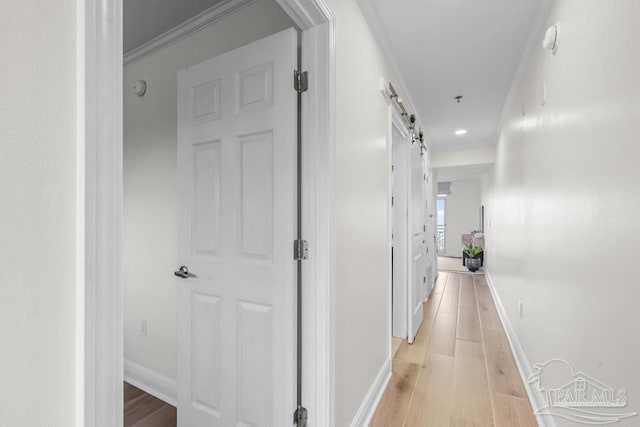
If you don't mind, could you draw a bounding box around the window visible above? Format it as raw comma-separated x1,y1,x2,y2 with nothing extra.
436,198,445,254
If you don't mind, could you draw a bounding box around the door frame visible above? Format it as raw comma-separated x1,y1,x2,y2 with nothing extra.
77,0,336,426
390,110,409,341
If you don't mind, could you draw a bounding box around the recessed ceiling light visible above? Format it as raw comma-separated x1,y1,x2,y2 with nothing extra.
455,129,467,135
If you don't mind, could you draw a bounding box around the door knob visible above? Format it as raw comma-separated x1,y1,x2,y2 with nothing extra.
174,265,195,279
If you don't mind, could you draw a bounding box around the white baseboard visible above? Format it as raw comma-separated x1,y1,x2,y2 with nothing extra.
350,358,392,427
124,359,177,406
484,270,555,427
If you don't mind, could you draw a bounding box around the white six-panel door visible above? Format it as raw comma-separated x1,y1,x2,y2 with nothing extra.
407,142,425,343
176,28,297,427
424,166,435,297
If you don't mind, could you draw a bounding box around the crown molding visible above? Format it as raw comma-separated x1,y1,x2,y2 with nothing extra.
357,0,429,147
124,0,256,65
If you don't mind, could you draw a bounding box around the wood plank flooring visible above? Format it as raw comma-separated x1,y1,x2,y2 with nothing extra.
124,383,176,427
371,272,537,427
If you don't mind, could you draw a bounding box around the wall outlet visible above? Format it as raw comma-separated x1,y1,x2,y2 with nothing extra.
518,300,523,318
140,319,148,337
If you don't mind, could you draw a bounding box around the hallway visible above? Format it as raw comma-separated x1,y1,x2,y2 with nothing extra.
371,272,536,426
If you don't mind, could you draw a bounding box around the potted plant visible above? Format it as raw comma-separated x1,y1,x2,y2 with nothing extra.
463,243,483,272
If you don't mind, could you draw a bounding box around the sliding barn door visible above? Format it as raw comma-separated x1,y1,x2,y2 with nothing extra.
392,126,409,339
176,28,297,427
408,143,425,343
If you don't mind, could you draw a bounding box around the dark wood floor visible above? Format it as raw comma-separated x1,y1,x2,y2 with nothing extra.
124,382,176,427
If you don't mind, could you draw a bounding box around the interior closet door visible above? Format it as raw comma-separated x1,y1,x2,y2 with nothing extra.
176,28,297,427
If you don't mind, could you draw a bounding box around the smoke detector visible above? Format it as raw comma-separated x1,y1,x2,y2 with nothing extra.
133,80,147,97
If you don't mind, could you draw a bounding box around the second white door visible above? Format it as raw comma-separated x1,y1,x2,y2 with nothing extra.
408,142,425,343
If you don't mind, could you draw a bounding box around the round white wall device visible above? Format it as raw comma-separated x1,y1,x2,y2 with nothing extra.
133,80,147,97
542,24,559,54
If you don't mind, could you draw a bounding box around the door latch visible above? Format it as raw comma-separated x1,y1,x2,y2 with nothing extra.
174,265,196,279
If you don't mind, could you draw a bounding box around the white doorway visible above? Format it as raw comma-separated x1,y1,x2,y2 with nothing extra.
79,0,336,425
390,111,426,344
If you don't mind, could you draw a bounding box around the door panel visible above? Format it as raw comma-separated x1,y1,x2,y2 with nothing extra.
238,131,273,259
190,293,221,416
191,141,222,256
236,301,273,425
177,28,297,427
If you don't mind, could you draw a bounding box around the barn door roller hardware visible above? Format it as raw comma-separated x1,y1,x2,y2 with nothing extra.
388,82,427,154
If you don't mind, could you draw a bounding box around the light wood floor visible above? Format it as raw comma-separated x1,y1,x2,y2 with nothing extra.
371,272,537,427
124,382,176,427
437,256,470,273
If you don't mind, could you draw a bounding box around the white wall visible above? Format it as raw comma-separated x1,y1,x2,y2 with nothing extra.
442,180,481,257
325,0,432,424
431,144,495,169
123,0,294,381
483,1,640,425
0,1,77,425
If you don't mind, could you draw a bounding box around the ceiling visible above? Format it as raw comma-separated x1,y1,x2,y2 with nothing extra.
367,0,546,151
124,0,546,152
124,0,230,53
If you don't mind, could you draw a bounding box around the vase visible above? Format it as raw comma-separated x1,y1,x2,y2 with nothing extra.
466,257,481,272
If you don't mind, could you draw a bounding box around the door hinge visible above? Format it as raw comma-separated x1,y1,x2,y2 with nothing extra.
294,406,308,426
294,70,309,93
294,239,309,261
